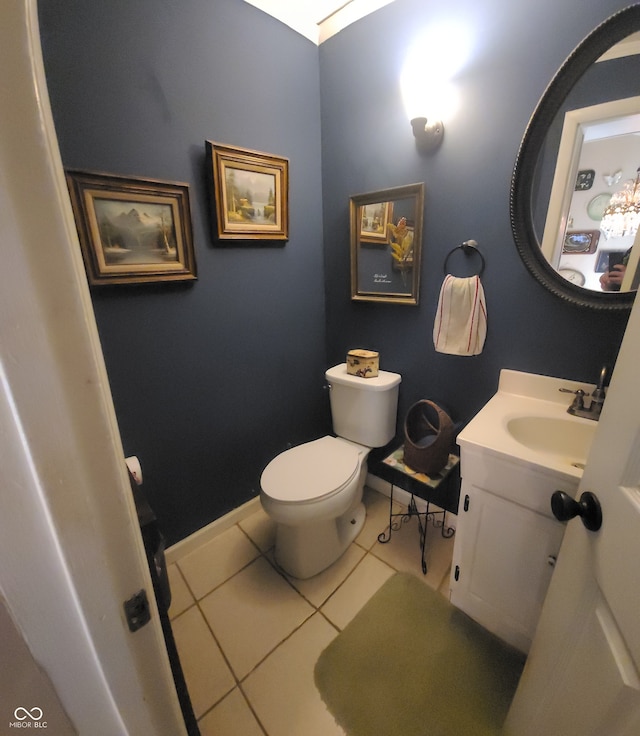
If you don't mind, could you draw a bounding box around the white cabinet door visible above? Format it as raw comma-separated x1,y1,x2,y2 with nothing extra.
451,482,565,653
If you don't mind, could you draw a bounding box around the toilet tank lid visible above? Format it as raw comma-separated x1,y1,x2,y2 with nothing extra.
325,363,401,391
261,436,361,502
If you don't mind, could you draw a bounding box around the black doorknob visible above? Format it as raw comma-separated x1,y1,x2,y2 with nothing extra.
551,490,602,532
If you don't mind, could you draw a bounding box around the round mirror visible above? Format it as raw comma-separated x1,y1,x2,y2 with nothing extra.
511,5,640,310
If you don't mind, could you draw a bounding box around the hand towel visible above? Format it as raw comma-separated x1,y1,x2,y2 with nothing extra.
433,275,487,355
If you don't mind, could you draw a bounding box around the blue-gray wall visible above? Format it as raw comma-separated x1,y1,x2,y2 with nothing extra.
40,0,633,545
320,0,632,431
39,0,327,545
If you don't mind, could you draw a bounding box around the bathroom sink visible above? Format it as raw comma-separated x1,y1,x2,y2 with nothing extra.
506,415,596,467
457,369,600,478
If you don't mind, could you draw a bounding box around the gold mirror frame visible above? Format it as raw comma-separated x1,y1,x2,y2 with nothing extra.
350,183,424,305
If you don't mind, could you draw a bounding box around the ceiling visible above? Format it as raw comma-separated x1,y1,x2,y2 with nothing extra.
244,0,396,44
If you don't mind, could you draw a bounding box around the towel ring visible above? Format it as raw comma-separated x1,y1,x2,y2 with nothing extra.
443,239,485,276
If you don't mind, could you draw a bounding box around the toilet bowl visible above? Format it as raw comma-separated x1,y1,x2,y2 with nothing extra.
260,436,369,579
260,363,401,579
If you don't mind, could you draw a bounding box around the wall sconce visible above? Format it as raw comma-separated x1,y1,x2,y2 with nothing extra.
410,117,444,154
401,22,471,155
403,83,452,155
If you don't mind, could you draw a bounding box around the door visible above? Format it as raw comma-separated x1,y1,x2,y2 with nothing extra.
504,293,640,735
0,3,188,733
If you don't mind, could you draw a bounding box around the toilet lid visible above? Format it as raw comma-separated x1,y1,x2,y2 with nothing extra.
261,436,361,503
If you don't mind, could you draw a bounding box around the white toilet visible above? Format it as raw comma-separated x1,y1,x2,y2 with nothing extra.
260,363,401,579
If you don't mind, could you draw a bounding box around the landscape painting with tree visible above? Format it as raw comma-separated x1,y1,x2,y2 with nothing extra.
207,141,289,241
66,170,197,285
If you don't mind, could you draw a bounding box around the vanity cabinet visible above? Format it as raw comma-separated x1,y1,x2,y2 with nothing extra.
449,369,596,654
450,454,575,653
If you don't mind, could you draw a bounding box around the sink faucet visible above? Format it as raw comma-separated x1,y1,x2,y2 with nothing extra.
560,365,609,421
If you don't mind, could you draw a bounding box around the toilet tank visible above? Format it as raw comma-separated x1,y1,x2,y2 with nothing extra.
325,363,401,447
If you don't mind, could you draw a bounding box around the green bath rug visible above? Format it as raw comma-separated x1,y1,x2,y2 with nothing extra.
314,573,525,736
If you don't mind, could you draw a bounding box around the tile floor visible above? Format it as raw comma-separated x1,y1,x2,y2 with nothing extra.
167,487,455,736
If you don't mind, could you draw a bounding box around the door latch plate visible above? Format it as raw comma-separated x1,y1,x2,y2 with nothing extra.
124,589,151,632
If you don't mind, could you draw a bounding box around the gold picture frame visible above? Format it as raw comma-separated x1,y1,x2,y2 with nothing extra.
350,183,424,305
66,170,197,286
206,141,289,241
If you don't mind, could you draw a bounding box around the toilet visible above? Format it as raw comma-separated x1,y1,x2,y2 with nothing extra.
260,363,401,579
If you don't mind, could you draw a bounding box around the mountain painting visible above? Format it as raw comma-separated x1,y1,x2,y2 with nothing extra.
93,198,179,264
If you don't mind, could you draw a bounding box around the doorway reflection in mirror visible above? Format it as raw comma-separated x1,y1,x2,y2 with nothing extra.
541,99,640,293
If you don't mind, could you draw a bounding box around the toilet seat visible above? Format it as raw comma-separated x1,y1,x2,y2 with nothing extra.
261,436,362,503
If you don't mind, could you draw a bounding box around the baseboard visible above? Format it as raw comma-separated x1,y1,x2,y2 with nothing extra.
166,475,456,565
165,496,262,564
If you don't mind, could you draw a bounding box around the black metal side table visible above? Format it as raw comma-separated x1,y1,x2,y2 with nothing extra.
369,444,460,574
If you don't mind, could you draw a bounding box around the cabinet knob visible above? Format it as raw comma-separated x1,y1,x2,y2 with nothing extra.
547,555,556,567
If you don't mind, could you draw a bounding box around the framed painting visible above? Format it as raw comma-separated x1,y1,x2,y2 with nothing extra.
562,229,599,254
65,170,197,285
350,183,425,305
359,201,393,243
206,141,289,241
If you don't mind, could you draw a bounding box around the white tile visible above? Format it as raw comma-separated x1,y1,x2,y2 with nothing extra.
171,606,235,719
168,564,194,620
177,524,260,600
165,499,262,565
200,556,314,680
198,688,264,736
239,506,276,552
356,487,402,550
371,514,455,590
320,553,394,630
286,543,365,608
243,613,346,736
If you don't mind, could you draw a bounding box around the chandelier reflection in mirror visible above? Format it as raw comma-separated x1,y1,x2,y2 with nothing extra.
600,167,640,239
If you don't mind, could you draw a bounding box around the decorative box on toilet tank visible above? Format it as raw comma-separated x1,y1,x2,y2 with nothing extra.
346,349,379,378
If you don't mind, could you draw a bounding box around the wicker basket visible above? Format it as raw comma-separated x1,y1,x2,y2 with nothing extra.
403,400,454,475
